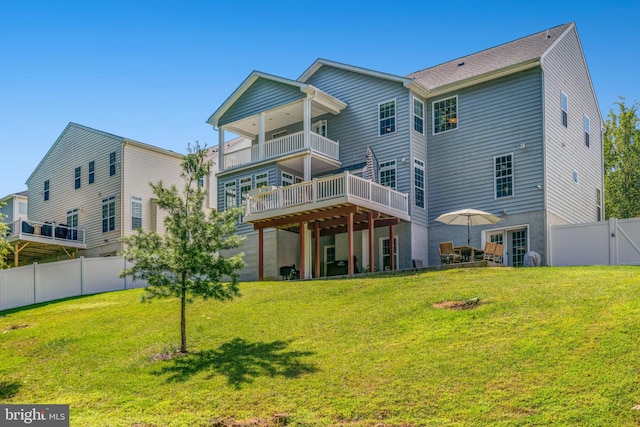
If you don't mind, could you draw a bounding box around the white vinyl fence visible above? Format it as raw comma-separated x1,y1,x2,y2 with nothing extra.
0,256,148,311
550,218,640,266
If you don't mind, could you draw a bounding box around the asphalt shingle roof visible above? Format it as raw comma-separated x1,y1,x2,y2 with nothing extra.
406,22,573,90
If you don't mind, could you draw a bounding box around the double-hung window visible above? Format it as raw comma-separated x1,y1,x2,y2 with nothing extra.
131,196,142,230
102,196,116,232
74,166,81,189
109,152,117,176
414,158,425,208
225,181,236,209
240,177,252,210
379,160,397,190
88,160,95,184
312,120,327,137
379,100,396,135
255,173,268,189
495,154,513,198
413,98,424,134
44,180,50,201
561,92,568,128
584,115,590,147
433,96,458,134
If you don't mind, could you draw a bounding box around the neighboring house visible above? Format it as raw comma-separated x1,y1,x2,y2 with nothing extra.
1,191,28,226
207,22,603,280
12,123,218,266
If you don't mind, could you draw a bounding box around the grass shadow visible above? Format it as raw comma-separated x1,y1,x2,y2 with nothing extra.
0,381,22,399
154,338,319,389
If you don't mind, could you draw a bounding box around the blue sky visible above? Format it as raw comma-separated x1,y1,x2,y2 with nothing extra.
1,0,639,197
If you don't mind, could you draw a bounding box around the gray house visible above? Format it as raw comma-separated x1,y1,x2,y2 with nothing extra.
207,22,603,280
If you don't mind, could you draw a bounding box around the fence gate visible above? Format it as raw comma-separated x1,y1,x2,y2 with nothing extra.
550,218,640,266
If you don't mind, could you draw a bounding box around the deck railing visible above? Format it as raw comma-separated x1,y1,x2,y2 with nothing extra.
223,131,339,170
246,171,409,218
7,219,86,245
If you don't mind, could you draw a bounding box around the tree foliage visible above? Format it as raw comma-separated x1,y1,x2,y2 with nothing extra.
120,143,245,353
604,99,640,219
0,205,11,269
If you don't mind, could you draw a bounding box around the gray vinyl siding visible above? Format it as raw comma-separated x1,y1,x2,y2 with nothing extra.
409,92,428,226
26,124,123,252
542,26,603,223
427,68,545,224
218,164,277,235
305,66,412,197
218,78,305,127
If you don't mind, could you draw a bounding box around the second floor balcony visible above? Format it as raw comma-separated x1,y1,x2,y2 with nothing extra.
224,130,339,170
244,171,410,224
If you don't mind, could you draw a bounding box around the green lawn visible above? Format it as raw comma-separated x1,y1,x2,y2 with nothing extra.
1,266,640,426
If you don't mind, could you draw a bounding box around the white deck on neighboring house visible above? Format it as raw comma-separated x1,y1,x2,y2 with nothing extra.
5,219,86,267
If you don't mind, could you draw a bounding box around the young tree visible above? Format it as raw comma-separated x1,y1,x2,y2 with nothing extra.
120,143,245,353
0,206,11,269
604,99,640,219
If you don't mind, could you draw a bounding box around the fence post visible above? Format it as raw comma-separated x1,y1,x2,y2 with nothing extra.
609,217,618,266
80,256,85,295
33,262,38,304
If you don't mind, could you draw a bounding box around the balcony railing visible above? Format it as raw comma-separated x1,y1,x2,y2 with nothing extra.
245,171,409,220
223,130,339,170
6,219,86,245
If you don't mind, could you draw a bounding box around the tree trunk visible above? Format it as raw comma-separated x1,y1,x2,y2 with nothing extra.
180,282,187,353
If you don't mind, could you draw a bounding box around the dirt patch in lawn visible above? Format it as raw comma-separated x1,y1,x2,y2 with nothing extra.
433,298,480,310
2,324,30,333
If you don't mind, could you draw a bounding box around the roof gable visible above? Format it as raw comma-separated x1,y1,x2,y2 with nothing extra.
407,22,574,93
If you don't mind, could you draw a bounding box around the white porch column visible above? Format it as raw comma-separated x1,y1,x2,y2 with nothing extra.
218,127,225,171
303,97,311,149
258,112,265,159
304,155,311,181
303,97,312,181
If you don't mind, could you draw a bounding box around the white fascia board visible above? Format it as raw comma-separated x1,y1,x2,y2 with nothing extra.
207,71,310,127
299,58,413,86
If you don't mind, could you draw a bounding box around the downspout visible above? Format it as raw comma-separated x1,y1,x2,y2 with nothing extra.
120,141,126,253
540,65,549,265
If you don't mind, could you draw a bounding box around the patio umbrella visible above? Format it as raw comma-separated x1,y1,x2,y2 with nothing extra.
435,208,503,245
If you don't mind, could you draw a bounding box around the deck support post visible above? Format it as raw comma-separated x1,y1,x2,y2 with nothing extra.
314,222,321,278
258,228,264,281
389,223,395,271
348,211,354,275
369,211,375,272
299,221,306,279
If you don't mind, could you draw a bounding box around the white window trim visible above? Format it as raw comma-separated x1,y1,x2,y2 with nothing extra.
378,99,396,136
379,160,397,190
561,91,568,128
481,224,530,267
413,158,425,209
494,153,515,200
432,95,458,135
224,181,237,209
413,97,424,134
131,196,142,230
324,245,336,276
379,235,399,271
312,120,327,137
255,172,269,189
101,196,116,233
584,114,590,147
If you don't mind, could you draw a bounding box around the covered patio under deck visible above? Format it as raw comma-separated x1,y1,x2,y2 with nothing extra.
244,171,410,280
5,219,87,267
